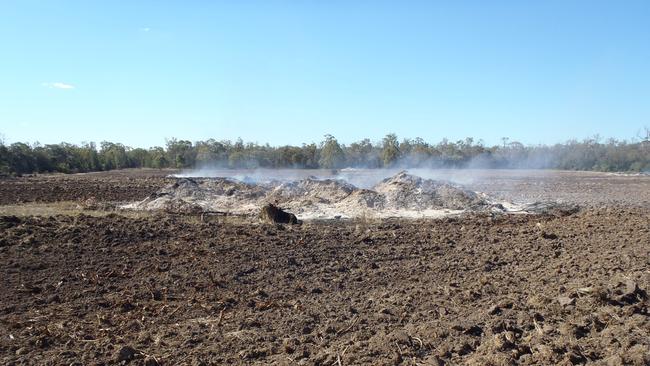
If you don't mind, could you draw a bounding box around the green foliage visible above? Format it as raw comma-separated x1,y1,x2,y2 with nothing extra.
0,134,648,175
0,145,10,175
148,147,169,169
347,138,379,167
318,135,345,169
100,142,130,170
381,133,401,167
166,138,196,168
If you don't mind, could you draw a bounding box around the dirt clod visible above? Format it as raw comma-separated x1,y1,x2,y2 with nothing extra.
115,346,137,363
557,295,576,306
144,356,160,366
259,203,300,224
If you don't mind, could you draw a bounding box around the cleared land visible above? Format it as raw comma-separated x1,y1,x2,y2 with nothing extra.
0,169,649,365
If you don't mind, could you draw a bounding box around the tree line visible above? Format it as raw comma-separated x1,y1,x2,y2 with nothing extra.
1,134,649,176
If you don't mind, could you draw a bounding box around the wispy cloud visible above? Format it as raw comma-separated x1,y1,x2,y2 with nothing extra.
140,27,151,32
42,82,75,90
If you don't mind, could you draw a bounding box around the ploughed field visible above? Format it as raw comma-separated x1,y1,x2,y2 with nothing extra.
0,169,176,205
0,169,649,365
2,168,649,208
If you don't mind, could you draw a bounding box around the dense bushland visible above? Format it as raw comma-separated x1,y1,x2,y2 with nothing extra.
0,134,649,175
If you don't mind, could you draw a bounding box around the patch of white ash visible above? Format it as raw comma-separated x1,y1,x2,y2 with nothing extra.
123,171,568,219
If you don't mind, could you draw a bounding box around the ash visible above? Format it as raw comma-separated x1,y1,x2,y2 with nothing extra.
124,171,573,219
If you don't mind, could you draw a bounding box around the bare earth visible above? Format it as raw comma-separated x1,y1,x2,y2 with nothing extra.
0,169,649,365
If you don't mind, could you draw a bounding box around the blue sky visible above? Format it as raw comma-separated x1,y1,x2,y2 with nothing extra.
1,0,649,148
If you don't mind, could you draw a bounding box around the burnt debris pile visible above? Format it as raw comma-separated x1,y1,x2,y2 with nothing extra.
125,171,569,219
373,171,488,210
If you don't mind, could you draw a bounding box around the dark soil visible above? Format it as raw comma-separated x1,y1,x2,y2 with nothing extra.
0,169,176,205
1,209,648,365
463,170,650,208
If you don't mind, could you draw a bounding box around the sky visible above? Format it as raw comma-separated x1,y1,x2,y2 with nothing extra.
1,0,649,148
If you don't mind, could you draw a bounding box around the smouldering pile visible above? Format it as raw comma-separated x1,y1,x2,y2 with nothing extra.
124,171,512,219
